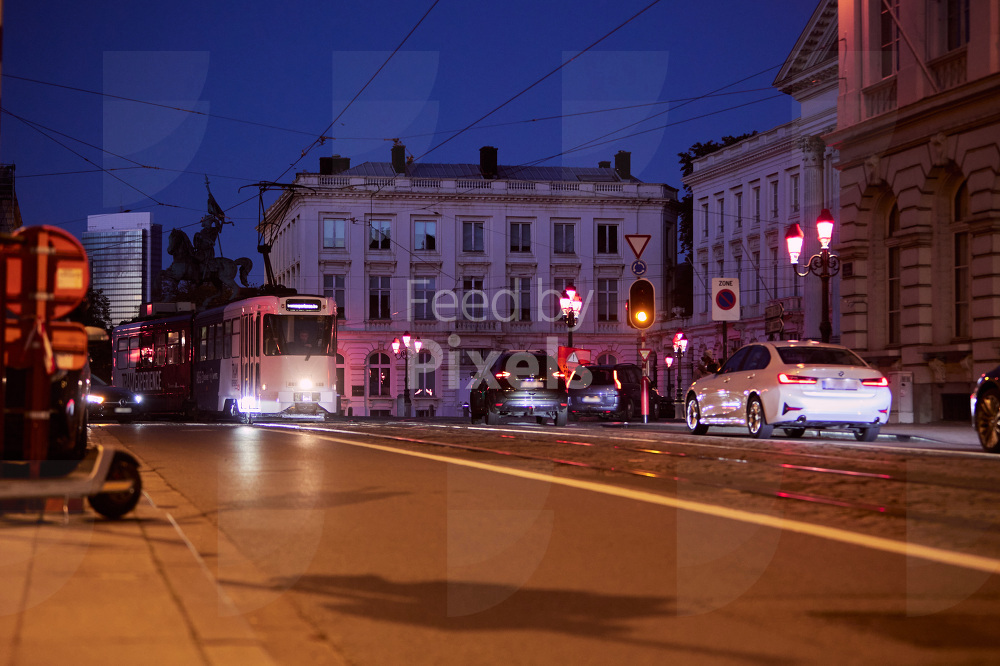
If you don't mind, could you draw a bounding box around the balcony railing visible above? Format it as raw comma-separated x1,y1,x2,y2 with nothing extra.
300,175,665,199
929,48,968,91
863,77,898,119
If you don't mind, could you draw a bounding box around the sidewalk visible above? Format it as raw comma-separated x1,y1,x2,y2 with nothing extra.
0,428,346,666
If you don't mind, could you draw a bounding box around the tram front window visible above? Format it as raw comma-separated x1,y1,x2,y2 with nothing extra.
263,315,334,356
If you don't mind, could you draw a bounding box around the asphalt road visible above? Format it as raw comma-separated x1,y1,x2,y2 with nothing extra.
101,420,1000,664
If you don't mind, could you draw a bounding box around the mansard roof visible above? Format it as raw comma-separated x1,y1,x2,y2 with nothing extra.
773,0,839,99
334,161,639,183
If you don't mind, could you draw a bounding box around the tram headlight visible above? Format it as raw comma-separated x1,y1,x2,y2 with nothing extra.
299,378,313,390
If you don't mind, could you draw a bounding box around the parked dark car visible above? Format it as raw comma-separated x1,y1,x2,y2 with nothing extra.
469,350,568,426
650,386,675,420
87,375,143,423
971,364,1000,452
568,363,646,421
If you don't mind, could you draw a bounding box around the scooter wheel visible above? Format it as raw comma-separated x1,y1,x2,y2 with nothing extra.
88,453,142,520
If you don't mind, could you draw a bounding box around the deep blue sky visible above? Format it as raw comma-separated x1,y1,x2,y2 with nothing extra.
1,0,816,286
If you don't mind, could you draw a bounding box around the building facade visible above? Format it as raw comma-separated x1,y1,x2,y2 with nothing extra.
679,1,840,392
267,146,677,417
825,0,1000,422
82,212,162,327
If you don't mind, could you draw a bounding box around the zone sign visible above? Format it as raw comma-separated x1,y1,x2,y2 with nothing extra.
711,277,741,322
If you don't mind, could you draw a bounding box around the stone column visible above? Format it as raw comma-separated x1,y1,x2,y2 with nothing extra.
798,135,832,341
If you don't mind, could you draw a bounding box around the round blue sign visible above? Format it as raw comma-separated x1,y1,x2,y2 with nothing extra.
631,259,648,276
716,289,737,310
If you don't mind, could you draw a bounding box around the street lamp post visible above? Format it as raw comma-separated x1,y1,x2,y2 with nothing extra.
559,284,583,349
664,354,674,399
391,331,422,418
672,332,688,419
785,208,841,343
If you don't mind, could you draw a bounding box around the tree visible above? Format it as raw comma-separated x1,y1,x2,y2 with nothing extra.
67,286,112,331
676,132,758,256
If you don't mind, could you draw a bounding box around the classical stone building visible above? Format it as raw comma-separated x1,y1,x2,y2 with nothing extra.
825,0,1000,422
266,146,677,417
680,0,839,384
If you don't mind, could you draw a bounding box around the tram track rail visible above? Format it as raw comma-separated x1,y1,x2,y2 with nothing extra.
261,421,1000,537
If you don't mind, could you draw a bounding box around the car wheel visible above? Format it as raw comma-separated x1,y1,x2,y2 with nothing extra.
974,388,1000,453
620,400,634,422
746,396,773,439
554,408,568,427
685,396,708,435
486,409,501,426
854,425,880,442
783,427,806,438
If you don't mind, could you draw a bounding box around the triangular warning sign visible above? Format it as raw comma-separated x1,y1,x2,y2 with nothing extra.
567,351,579,363
625,234,651,259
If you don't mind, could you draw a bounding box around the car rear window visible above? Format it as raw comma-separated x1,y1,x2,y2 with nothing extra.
588,368,615,385
776,347,866,366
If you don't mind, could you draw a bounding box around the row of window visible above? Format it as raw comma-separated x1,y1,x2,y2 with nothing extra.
359,349,620,398
115,329,188,369
876,0,969,80
322,218,622,255
325,275,624,322
699,175,799,239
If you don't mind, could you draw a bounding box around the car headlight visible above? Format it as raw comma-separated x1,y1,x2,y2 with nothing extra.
87,394,105,404
134,394,143,404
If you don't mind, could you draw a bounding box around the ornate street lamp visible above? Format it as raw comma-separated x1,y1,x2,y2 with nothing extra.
672,331,688,418
786,208,841,343
664,354,674,398
559,284,583,348
392,331,422,418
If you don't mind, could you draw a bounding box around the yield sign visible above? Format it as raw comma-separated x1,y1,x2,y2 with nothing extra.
625,234,651,260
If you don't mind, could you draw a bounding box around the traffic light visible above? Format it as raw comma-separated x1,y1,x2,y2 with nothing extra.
627,279,655,329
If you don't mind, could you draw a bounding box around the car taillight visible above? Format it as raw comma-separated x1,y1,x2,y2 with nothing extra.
861,376,889,387
613,370,622,390
778,373,818,384
495,371,510,379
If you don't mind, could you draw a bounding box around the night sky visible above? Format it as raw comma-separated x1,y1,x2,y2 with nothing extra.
1,0,816,286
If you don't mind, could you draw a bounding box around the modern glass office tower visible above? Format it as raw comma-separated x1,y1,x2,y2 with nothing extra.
82,212,162,326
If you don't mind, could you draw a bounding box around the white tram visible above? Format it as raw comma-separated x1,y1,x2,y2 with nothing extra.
112,294,338,421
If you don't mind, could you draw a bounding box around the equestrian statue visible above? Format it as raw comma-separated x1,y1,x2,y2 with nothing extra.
162,179,253,307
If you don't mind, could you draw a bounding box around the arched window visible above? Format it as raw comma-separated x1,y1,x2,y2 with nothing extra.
597,353,617,365
368,352,390,396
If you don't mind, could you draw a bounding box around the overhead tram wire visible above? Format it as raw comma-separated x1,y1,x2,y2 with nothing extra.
3,71,777,149
537,62,783,167
413,0,666,163
271,0,441,185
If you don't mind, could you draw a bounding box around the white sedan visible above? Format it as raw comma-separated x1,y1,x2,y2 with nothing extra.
684,341,891,441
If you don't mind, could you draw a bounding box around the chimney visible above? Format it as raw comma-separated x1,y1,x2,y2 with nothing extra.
331,155,350,173
391,143,407,174
320,155,351,174
598,160,611,169
480,146,498,179
614,151,631,180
